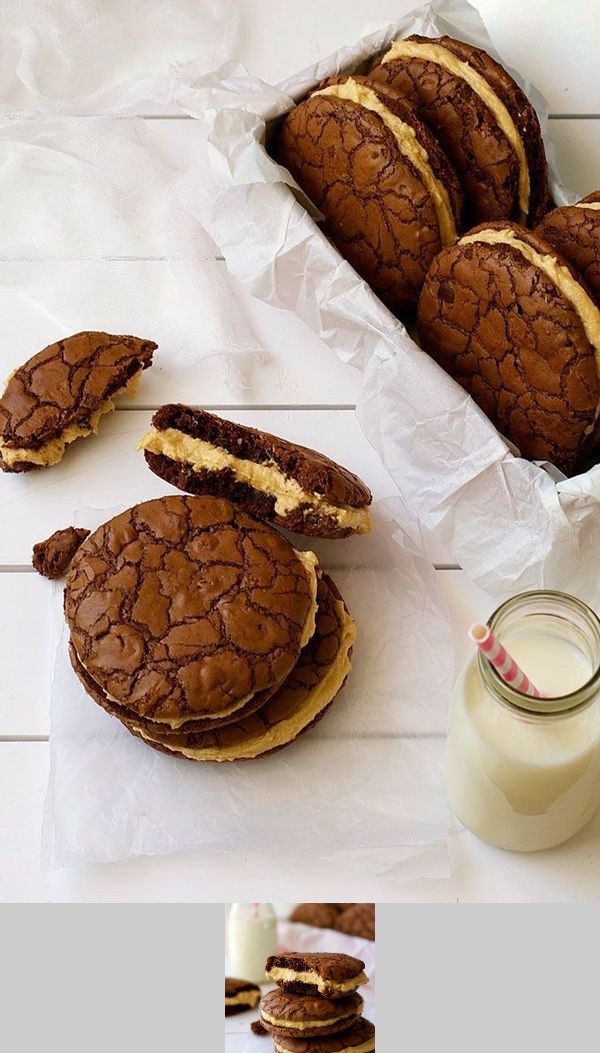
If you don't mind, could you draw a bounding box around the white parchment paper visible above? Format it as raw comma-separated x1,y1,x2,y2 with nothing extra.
233,920,376,1053
183,0,600,606
42,500,452,875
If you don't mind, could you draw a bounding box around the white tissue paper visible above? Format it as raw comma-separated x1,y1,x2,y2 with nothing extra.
233,920,376,1052
42,500,452,877
183,0,600,606
0,0,239,114
0,114,261,376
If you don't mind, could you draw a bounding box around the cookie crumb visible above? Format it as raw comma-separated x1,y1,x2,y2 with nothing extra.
32,527,90,579
251,1021,268,1036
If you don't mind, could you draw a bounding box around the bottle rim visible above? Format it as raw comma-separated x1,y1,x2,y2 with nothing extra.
480,590,600,716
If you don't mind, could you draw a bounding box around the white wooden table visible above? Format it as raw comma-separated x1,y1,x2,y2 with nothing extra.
2,0,600,903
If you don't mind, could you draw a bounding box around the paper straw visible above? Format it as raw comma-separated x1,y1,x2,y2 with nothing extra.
469,623,542,698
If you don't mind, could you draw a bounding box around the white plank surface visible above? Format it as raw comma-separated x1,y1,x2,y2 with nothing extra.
1,1,600,903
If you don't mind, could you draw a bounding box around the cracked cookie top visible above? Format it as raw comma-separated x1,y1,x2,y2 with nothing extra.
64,495,318,726
417,221,600,473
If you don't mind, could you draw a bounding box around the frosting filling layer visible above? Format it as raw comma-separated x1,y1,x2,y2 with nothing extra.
0,370,142,467
267,966,367,994
134,597,355,759
313,78,457,246
139,427,371,533
262,996,364,1031
460,228,600,393
274,1040,374,1053
225,991,261,1007
382,39,530,220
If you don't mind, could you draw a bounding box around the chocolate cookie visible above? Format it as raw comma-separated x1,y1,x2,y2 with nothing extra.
32,526,90,579
260,989,364,1040
0,331,156,472
65,495,319,732
369,35,551,227
140,405,372,540
274,74,463,314
97,573,354,761
273,1018,376,1053
225,978,261,1016
266,952,368,999
536,192,600,307
334,904,375,942
417,222,600,472
290,904,340,930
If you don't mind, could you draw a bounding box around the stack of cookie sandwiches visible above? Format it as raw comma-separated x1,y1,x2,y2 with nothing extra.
261,952,375,1053
275,34,600,474
274,35,551,316
290,904,375,942
59,407,372,763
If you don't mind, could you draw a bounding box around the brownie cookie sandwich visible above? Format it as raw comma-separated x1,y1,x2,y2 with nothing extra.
272,1018,376,1053
0,331,155,472
290,904,340,929
139,405,372,539
116,573,354,761
536,192,600,306
266,953,368,1000
417,222,600,473
32,526,90,580
334,904,375,943
368,35,551,227
225,977,261,1016
259,989,364,1039
274,74,463,313
65,495,319,736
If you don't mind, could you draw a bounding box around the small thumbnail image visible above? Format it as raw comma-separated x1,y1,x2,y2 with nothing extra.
224,903,375,1051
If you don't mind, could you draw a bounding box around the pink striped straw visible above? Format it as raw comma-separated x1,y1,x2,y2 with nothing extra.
469,623,542,698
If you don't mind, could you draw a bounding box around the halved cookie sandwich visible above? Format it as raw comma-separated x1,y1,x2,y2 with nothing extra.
225,978,261,1016
417,222,600,473
368,35,551,227
65,495,319,734
87,573,354,762
259,989,364,1040
139,405,372,539
274,74,463,313
273,1018,376,1053
266,952,368,1000
536,191,600,306
0,331,156,472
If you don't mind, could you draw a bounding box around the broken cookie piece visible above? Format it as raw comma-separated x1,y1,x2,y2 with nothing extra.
0,331,156,472
32,526,90,579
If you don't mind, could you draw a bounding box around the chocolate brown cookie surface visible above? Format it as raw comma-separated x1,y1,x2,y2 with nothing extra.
290,904,340,930
334,904,375,942
225,977,261,1016
369,35,551,227
266,952,367,999
0,331,156,472
90,573,354,761
65,495,318,730
260,989,364,1040
32,527,90,579
273,1018,375,1053
140,405,372,539
274,74,463,314
417,222,600,472
535,192,600,307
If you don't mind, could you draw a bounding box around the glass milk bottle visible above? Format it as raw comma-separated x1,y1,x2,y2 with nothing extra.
227,903,277,984
445,591,600,851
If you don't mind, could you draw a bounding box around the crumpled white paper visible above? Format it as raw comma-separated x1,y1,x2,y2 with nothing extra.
0,0,239,114
42,499,452,876
0,113,261,378
184,0,600,605
236,920,376,1053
